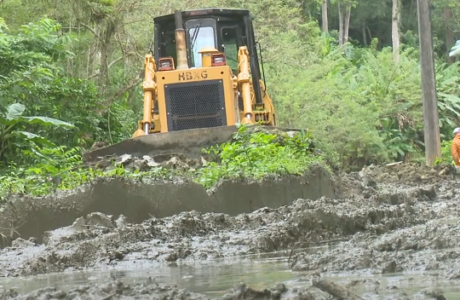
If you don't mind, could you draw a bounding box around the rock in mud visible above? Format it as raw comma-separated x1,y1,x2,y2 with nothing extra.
88,152,205,173
419,288,446,300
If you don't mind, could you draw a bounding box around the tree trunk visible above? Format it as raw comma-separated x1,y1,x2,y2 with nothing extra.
97,21,116,95
344,3,351,43
338,0,344,45
392,0,401,63
322,0,328,33
362,24,367,46
417,0,442,166
338,0,351,45
444,8,454,64
98,40,109,94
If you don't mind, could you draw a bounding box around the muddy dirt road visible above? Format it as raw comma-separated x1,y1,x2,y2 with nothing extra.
0,163,459,299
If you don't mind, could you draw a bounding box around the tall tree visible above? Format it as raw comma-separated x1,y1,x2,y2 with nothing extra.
444,8,454,63
392,0,401,62
69,0,141,95
322,0,329,32
417,0,441,166
334,0,353,45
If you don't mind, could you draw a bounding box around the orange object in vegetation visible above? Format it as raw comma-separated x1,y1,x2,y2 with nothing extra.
451,134,460,166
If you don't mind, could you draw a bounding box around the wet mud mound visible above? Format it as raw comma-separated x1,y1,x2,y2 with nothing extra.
0,280,210,300
0,278,322,300
290,177,460,283
0,176,454,277
0,279,382,300
336,162,456,198
291,218,460,276
0,164,336,249
0,278,446,300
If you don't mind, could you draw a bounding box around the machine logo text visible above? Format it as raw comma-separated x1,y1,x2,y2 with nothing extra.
178,71,208,81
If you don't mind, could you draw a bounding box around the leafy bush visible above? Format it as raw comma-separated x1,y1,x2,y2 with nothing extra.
435,140,455,166
0,18,106,153
269,40,460,170
0,103,74,166
195,125,325,188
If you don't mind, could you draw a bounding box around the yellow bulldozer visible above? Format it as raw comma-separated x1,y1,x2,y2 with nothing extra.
83,8,296,163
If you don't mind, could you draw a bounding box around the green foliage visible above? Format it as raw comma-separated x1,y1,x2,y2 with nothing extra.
434,140,455,166
436,62,460,139
0,103,75,166
269,39,460,170
195,125,325,189
0,18,107,152
0,146,175,198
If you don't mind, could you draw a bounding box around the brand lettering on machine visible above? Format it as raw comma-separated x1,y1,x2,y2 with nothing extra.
178,70,208,81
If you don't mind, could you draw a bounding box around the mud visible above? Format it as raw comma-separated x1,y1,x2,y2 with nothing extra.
0,276,450,300
0,163,456,273
0,164,335,248
0,162,459,299
0,278,357,300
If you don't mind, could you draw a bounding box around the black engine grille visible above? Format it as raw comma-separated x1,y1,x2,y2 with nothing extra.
165,80,227,131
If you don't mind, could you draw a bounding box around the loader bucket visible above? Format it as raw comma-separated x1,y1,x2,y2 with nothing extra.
82,125,304,164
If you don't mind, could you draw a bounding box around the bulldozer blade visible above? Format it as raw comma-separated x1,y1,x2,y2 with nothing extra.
82,125,304,164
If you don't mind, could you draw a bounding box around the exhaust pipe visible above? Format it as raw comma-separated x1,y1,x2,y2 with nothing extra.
174,10,188,70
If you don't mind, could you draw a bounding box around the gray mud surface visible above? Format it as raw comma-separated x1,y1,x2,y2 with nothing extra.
0,279,336,300
1,163,459,299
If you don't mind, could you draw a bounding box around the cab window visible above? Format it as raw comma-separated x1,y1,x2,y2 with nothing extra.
160,29,177,62
188,26,215,67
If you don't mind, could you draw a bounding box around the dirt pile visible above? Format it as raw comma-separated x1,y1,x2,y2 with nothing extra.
0,280,209,300
336,162,456,198
290,217,460,276
0,164,336,250
288,164,460,283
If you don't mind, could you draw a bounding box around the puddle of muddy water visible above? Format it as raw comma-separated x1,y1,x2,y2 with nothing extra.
0,255,296,297
1,246,460,299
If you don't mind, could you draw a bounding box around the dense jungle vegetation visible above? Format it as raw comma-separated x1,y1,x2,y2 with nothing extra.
1,0,460,196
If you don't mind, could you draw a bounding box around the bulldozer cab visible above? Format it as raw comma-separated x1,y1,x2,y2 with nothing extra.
152,9,265,103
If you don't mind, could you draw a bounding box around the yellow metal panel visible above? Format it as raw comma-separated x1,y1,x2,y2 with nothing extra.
156,65,237,132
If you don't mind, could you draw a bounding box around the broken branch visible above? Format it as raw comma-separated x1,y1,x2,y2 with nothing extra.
313,279,366,300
